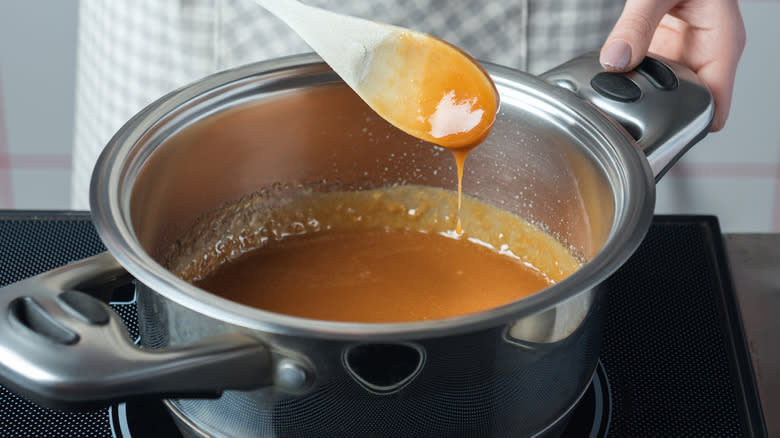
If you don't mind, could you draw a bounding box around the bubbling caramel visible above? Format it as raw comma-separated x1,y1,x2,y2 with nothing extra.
166,185,581,323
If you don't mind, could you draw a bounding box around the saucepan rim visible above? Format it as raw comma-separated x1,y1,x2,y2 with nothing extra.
90,53,654,341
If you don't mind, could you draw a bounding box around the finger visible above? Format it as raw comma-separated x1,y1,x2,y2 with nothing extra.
697,61,736,132
691,21,746,131
693,3,745,132
600,0,678,71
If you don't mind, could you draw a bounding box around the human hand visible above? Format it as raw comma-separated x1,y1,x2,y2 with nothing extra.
599,0,746,131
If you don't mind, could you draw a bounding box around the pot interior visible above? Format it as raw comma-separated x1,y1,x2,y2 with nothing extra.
130,65,615,272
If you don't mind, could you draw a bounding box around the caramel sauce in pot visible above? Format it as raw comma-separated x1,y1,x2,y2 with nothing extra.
168,186,580,323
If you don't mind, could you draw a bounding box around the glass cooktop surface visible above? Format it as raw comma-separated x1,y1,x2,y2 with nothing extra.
0,212,767,437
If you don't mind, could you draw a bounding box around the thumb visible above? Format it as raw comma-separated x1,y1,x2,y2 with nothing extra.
600,0,677,71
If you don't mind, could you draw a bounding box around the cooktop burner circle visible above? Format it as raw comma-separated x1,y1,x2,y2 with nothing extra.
109,361,612,438
558,361,611,438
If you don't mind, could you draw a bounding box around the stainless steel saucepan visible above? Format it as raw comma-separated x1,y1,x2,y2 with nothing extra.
0,52,712,438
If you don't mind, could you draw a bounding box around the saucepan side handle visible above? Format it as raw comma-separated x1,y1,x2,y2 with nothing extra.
541,51,715,181
0,252,272,411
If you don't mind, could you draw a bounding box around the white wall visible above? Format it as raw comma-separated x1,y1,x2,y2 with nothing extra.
0,1,778,231
0,0,78,209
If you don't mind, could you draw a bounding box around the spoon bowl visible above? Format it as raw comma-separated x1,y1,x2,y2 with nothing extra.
255,0,499,149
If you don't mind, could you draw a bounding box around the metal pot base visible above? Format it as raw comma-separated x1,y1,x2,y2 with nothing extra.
162,364,607,438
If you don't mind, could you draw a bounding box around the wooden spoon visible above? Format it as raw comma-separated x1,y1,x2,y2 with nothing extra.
255,0,499,150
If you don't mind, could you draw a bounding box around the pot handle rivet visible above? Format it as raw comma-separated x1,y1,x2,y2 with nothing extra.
276,360,310,390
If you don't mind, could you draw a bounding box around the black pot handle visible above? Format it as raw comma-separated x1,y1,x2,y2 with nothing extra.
541,51,714,181
0,252,273,411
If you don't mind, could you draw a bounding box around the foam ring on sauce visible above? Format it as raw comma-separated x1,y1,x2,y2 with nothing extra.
164,185,581,322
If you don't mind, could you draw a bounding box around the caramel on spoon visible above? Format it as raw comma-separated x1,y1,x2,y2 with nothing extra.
255,0,499,150
255,0,500,233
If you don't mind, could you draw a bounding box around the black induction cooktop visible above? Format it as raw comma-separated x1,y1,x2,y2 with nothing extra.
0,212,767,437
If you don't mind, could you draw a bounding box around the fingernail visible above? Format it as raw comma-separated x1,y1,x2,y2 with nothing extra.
600,39,631,70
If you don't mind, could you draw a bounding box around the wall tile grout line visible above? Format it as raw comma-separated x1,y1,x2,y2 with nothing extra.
1,154,72,170
0,74,14,209
774,159,780,233
666,162,778,178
